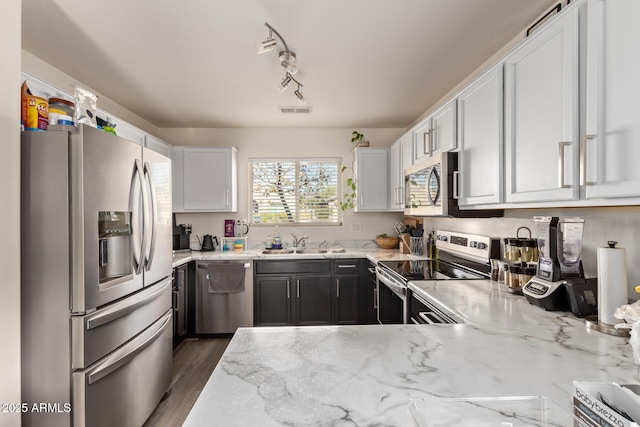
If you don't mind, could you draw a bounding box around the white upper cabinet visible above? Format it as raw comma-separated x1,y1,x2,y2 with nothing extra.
504,7,579,203
412,99,457,164
457,64,504,207
412,117,432,164
388,140,402,211
430,99,457,155
354,147,388,212
582,0,640,200
388,131,413,211
144,134,172,158
172,146,238,212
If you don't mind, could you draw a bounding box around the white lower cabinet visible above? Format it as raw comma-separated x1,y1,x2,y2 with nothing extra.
172,146,238,212
582,0,640,200
354,147,388,212
456,64,503,207
504,7,580,204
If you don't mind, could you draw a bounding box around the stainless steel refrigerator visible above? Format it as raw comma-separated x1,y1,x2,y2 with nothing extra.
21,124,173,427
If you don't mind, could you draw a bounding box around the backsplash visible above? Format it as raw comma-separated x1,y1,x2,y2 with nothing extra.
177,206,640,300
421,206,640,299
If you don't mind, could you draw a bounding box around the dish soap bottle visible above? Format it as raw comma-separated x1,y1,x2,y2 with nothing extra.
273,225,282,249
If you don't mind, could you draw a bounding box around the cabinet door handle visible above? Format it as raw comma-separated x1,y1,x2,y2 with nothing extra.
558,141,572,189
452,171,460,200
580,134,596,186
338,264,357,269
286,280,290,299
225,189,230,206
337,279,340,298
423,130,432,156
296,280,300,298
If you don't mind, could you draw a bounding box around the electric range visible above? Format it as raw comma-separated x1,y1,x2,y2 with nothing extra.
375,230,500,324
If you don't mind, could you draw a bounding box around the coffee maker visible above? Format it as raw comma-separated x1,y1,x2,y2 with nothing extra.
522,216,597,317
172,214,192,252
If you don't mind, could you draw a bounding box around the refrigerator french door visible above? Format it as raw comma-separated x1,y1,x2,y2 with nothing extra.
21,125,173,427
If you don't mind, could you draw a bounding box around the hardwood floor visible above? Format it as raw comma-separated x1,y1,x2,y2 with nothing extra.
144,337,232,427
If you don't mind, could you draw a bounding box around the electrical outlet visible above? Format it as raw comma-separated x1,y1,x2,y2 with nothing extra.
351,223,361,232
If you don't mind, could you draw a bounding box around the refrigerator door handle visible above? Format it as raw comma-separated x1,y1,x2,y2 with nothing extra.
129,160,146,275
85,277,172,330
143,162,157,271
87,310,171,385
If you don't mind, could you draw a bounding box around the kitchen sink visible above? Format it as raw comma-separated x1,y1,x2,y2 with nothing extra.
261,248,294,254
293,248,328,254
261,248,329,255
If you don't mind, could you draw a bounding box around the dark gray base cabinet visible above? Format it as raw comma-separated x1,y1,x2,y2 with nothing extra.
172,263,188,348
254,259,365,327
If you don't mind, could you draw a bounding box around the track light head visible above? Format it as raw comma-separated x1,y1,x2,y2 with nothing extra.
277,74,292,93
294,87,307,105
279,51,298,75
255,38,276,54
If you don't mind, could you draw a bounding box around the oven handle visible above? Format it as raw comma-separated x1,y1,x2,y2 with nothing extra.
419,311,446,324
376,269,406,297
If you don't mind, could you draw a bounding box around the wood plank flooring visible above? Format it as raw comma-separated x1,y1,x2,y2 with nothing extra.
144,337,232,427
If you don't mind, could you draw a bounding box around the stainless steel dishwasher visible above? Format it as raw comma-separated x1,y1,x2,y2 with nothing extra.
195,261,253,334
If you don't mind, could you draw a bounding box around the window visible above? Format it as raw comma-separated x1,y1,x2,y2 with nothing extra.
249,158,342,225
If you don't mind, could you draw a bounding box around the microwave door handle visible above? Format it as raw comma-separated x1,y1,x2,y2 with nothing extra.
453,171,460,199
129,160,145,275
143,162,157,271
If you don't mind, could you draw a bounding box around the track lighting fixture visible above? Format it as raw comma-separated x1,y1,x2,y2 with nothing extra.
257,22,308,104
294,86,306,105
277,73,292,93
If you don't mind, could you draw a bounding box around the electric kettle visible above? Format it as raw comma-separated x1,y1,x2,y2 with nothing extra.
201,234,218,251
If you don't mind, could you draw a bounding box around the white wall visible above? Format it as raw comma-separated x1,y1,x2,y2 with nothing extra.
160,127,405,246
1,0,22,425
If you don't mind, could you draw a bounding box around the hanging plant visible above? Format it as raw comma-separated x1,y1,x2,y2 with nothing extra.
340,131,366,210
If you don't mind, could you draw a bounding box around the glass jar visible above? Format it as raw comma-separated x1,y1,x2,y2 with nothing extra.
520,239,538,262
506,238,522,262
508,264,522,289
518,266,537,288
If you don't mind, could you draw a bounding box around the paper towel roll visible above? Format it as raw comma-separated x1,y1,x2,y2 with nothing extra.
597,243,628,325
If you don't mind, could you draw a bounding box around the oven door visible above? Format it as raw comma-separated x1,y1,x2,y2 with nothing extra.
376,267,407,324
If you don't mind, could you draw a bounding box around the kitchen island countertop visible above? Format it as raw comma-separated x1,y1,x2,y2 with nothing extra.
183,278,637,426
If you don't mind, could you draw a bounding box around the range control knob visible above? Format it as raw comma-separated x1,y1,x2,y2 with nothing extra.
477,242,487,250
470,241,478,248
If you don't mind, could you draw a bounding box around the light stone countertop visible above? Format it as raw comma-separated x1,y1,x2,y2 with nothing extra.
171,247,425,268
183,277,638,426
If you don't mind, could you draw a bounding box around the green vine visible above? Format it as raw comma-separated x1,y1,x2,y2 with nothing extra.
339,131,364,211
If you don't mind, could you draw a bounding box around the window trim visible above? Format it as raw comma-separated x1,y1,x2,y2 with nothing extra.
248,157,343,226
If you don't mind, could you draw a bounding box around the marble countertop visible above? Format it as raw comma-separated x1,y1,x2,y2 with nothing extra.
172,247,426,268
183,277,638,426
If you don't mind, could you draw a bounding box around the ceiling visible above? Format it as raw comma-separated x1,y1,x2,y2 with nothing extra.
22,0,558,129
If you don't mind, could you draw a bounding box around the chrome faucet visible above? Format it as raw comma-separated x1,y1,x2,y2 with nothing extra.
291,233,308,249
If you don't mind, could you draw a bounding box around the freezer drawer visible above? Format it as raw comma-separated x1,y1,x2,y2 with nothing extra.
71,277,172,369
72,310,172,427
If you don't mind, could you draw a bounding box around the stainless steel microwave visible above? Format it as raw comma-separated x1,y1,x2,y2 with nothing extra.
404,152,503,218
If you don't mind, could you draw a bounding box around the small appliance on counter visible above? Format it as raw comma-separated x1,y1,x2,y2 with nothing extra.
522,216,598,318
201,234,219,251
173,216,192,253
